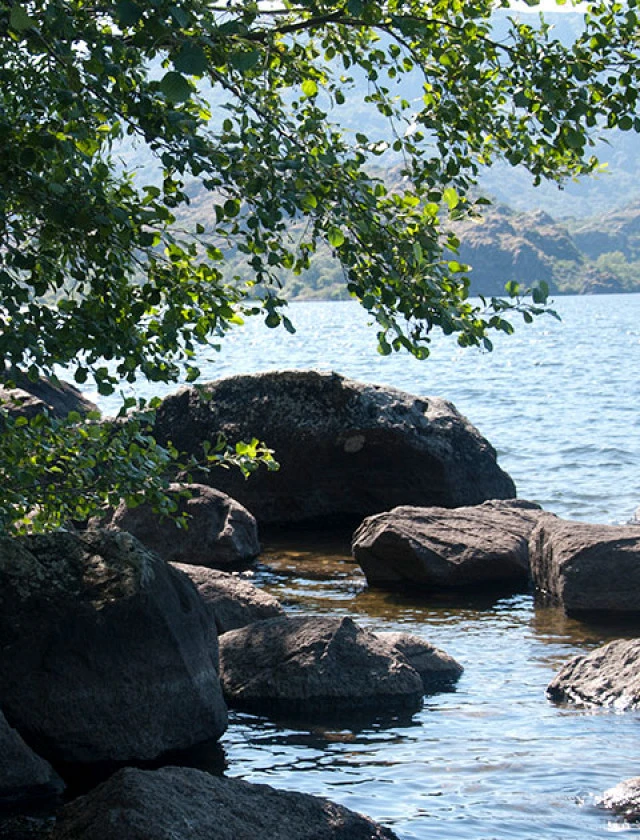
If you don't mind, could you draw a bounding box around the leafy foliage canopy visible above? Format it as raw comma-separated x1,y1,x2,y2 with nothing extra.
0,0,638,528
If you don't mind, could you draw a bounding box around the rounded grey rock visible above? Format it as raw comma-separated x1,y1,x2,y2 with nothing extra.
152,370,516,525
0,530,227,764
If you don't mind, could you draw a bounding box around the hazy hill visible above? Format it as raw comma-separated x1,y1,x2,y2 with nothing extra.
452,204,636,296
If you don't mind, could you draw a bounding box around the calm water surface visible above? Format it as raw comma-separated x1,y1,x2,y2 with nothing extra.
93,295,640,840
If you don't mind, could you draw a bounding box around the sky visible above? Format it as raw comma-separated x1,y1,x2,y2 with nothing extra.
508,0,586,10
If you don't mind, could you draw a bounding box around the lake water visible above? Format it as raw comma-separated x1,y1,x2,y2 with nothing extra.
94,294,640,840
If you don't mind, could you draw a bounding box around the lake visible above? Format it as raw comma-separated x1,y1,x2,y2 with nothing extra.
94,293,640,839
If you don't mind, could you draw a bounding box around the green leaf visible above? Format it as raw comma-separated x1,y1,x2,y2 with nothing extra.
224,198,241,218
447,260,466,274
229,50,261,72
443,188,459,210
302,193,318,210
532,281,549,305
9,4,34,32
170,6,190,27
174,45,208,77
115,1,142,27
328,228,345,248
302,79,318,97
160,72,192,103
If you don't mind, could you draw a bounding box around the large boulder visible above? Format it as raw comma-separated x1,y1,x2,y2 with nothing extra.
219,615,426,718
171,563,284,635
0,374,97,419
0,709,64,808
352,500,542,589
100,483,260,569
529,514,640,614
50,766,400,840
152,371,516,525
598,777,640,822
0,530,227,764
547,638,640,710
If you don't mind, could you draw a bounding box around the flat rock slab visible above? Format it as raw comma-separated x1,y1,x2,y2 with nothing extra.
171,563,284,635
530,514,640,614
50,766,399,840
598,777,640,822
547,638,640,709
0,530,227,765
152,370,516,525
219,615,425,718
352,500,542,589
0,709,64,808
101,483,260,569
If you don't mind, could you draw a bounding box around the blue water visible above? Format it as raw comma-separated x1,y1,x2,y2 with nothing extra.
95,292,640,524
91,294,640,839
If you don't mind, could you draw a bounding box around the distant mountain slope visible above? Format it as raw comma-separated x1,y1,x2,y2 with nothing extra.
452,205,631,296
570,203,640,259
454,206,583,295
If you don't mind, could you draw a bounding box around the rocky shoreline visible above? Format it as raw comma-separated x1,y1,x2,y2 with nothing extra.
2,370,640,836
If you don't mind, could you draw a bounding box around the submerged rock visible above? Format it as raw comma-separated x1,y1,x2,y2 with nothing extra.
352,500,542,589
50,766,400,840
376,632,464,692
152,370,516,525
0,709,64,808
547,638,640,709
100,483,260,569
529,514,640,614
171,563,284,635
219,615,425,717
0,530,227,764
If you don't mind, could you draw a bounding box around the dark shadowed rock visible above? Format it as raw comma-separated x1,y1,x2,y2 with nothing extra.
0,375,97,419
152,371,516,525
547,638,640,709
100,483,259,569
529,514,640,614
219,615,424,717
375,632,463,692
352,500,542,589
0,709,64,808
0,530,227,764
171,563,284,635
598,777,640,822
50,765,400,840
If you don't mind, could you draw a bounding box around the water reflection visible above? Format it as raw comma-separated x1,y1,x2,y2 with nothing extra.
223,534,640,839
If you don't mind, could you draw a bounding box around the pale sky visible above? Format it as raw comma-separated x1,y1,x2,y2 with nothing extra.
508,1,586,11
